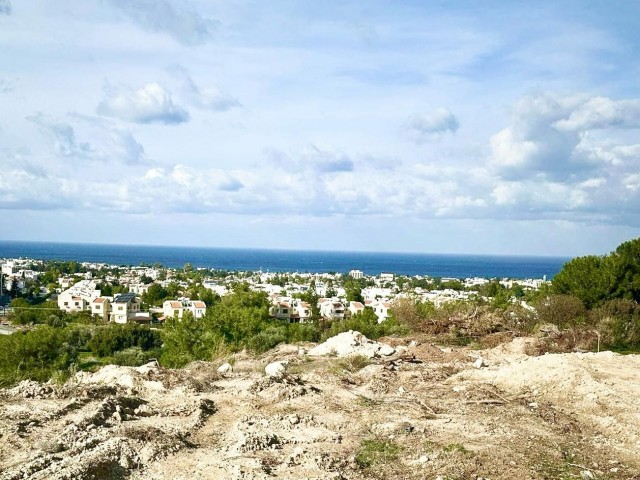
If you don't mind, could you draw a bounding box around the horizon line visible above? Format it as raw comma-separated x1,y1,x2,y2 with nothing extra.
0,239,574,259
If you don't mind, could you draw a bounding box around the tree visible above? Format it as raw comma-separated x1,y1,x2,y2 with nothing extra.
142,283,168,306
0,326,78,386
344,279,364,303
161,311,222,367
552,255,614,309
609,238,640,303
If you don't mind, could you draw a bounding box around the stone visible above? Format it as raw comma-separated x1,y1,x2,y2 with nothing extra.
265,360,289,378
474,356,487,369
217,362,233,374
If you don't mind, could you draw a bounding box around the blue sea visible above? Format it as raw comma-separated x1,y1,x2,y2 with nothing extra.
0,241,569,279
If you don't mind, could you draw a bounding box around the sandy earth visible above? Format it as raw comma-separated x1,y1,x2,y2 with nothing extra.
1,334,639,480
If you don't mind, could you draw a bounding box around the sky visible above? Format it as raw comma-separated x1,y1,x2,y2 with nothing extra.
1,0,640,257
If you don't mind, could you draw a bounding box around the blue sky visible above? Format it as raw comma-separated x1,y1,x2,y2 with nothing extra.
1,0,639,256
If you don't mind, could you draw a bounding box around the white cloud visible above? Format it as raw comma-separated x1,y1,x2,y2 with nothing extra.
554,97,640,131
171,66,240,112
97,82,189,124
26,113,91,158
25,113,146,165
106,0,217,45
404,108,459,143
489,93,640,181
267,145,355,173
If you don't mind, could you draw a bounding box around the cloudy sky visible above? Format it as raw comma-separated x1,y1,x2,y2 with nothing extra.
1,0,639,256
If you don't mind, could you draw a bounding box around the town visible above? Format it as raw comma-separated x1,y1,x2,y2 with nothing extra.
0,256,547,331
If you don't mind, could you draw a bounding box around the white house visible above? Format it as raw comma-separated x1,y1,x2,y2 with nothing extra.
163,300,184,319
318,299,345,320
57,280,101,313
110,292,141,324
188,300,207,319
348,301,365,317
372,301,392,323
162,299,207,319
91,297,112,321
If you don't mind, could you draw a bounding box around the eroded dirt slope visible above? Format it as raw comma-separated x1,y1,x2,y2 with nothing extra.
1,335,639,480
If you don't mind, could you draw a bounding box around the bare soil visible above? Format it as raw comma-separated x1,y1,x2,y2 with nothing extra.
1,336,639,480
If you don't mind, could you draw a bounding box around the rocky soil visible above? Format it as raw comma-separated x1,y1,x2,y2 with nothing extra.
1,331,640,479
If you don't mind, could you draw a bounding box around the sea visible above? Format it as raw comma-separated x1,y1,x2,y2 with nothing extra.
0,241,570,279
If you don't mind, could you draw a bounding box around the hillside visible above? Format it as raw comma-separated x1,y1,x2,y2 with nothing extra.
1,333,639,480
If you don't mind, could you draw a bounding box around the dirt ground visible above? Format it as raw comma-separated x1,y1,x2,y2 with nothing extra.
1,335,639,480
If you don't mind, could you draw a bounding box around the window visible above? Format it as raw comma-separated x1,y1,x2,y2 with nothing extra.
64,302,68,306
96,305,100,310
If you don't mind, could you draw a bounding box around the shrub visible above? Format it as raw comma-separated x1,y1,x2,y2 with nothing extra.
88,323,161,357
591,299,640,348
322,308,407,341
0,326,79,387
534,295,588,329
112,347,153,367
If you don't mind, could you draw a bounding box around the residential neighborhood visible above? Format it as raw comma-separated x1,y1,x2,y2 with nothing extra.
0,255,550,329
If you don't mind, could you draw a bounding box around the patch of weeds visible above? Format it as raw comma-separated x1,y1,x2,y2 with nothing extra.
443,443,469,454
355,438,401,469
532,445,581,480
331,354,371,375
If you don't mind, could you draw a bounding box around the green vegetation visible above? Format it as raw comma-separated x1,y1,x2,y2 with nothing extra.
552,238,640,307
355,438,401,468
3,237,640,386
0,326,79,387
322,307,407,340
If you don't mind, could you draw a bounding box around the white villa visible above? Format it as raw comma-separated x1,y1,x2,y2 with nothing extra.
162,299,207,319
57,280,101,312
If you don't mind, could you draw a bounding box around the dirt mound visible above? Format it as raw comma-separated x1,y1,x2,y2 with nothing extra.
453,350,640,454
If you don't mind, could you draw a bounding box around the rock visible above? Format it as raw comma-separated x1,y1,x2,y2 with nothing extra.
217,362,233,374
474,356,488,369
307,331,395,358
38,439,65,454
378,344,396,356
580,470,596,480
265,361,289,378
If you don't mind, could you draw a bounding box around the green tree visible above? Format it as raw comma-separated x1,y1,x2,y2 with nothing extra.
552,255,614,309
161,310,220,367
609,238,640,302
0,326,78,386
344,279,364,303
142,283,168,306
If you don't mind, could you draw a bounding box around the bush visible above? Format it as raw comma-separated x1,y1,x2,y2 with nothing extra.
88,324,161,357
591,299,640,348
534,295,588,329
322,308,407,341
247,325,288,353
112,347,154,367
0,326,79,387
